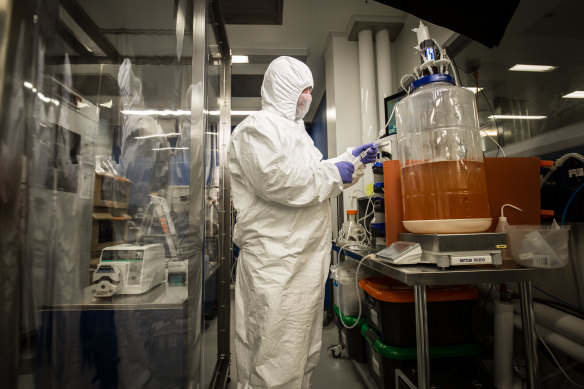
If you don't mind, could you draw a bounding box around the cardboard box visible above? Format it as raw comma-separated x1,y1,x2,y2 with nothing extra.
93,172,132,209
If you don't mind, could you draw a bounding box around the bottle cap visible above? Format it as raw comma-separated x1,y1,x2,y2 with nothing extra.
347,210,357,215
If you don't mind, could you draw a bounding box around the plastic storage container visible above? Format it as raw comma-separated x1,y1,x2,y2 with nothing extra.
362,322,481,389
359,276,478,347
330,261,376,316
395,74,491,234
507,224,571,268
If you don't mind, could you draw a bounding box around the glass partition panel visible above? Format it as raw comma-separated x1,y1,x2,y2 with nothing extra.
451,0,584,153
0,0,213,387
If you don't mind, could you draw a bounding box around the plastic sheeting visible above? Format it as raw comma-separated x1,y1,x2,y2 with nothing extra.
0,0,217,387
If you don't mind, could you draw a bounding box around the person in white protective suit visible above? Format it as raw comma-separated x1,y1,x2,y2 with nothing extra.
228,56,377,388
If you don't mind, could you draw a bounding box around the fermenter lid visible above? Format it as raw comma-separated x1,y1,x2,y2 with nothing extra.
410,73,455,92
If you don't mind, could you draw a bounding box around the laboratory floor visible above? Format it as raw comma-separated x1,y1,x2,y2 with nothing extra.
203,287,367,388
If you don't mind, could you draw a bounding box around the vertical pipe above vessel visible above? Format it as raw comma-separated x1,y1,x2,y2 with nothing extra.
375,29,392,133
358,29,377,187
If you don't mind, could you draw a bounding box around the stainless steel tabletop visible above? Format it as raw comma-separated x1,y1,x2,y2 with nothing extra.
332,244,551,286
39,282,188,311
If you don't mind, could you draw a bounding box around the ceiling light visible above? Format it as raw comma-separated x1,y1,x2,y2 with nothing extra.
136,133,180,140
509,64,557,72
23,81,33,89
232,55,249,64
488,115,546,120
100,100,113,108
208,110,257,116
122,109,190,116
77,102,89,108
36,92,51,103
122,109,257,117
562,91,584,99
463,87,484,94
152,147,189,151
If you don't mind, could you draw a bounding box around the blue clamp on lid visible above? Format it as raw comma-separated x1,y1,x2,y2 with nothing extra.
410,74,455,92
374,182,384,189
373,162,383,168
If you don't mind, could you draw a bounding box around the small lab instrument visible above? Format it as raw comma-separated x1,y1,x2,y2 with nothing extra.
399,232,506,269
374,241,422,265
92,243,165,298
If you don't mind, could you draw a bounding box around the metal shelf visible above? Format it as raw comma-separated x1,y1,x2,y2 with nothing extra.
332,243,545,389
332,245,551,286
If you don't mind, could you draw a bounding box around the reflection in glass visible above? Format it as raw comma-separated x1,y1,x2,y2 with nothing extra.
0,0,215,387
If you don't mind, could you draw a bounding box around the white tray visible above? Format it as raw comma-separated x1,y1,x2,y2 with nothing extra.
403,218,492,234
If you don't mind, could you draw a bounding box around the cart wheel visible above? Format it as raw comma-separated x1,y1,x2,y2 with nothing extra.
331,348,342,358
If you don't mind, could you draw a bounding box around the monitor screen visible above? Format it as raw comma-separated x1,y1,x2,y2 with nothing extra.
383,90,406,137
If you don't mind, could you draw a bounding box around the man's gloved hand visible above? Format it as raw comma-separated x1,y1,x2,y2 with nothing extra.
335,161,355,184
351,143,378,164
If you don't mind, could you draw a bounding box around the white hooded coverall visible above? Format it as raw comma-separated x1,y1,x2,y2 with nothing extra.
228,56,361,388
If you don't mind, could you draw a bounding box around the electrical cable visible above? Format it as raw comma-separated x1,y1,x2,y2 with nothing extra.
561,181,584,224
454,63,504,157
535,328,584,388
541,153,584,189
400,73,416,95
445,47,462,90
534,285,584,314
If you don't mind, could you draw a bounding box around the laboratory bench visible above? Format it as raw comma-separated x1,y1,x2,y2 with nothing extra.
36,283,193,388
332,244,551,389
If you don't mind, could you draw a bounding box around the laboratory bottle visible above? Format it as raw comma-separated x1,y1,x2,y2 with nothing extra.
337,210,368,248
395,74,491,233
495,204,523,261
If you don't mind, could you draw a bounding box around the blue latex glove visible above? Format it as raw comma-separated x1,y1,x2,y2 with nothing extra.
351,143,378,164
335,161,355,184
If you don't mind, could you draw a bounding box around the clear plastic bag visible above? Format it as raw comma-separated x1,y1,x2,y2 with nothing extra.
507,223,570,268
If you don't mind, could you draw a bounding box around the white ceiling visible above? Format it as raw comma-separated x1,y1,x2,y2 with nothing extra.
226,0,404,112
65,0,584,142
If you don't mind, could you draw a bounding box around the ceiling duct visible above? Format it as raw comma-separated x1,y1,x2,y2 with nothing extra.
373,0,519,48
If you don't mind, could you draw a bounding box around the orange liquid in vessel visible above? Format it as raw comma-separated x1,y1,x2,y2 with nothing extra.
401,160,490,221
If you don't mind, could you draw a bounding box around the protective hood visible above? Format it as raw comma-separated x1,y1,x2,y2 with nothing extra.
261,56,313,121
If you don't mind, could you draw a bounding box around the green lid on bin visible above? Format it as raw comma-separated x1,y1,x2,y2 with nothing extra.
360,323,480,360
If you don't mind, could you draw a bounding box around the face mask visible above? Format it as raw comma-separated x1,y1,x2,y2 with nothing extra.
295,93,312,120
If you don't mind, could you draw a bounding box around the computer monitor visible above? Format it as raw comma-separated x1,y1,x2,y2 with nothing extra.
383,90,406,137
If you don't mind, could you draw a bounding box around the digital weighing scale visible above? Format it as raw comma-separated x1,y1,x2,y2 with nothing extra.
396,232,507,269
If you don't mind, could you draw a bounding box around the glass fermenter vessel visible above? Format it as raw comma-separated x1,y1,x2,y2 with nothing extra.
395,74,491,234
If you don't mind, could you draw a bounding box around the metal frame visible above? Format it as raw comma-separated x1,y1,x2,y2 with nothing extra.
332,245,545,389
60,0,121,62
209,55,232,389
189,0,208,386
208,0,232,387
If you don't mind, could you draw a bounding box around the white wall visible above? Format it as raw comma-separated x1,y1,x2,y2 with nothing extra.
325,34,366,234
323,17,457,233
